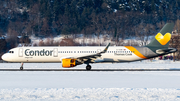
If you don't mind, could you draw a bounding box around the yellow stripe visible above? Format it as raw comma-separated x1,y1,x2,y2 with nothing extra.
125,46,147,59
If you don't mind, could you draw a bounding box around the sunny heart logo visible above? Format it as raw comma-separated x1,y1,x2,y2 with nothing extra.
155,33,171,45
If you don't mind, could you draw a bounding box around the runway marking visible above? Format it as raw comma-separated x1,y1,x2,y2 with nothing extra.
0,69,180,71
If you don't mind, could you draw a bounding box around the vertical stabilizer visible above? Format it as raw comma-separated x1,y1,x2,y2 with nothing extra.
146,23,174,51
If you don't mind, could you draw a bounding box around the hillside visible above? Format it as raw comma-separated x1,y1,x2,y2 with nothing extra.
0,0,180,38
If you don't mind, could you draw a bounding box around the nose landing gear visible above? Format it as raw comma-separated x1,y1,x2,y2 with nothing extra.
20,62,23,70
86,65,91,70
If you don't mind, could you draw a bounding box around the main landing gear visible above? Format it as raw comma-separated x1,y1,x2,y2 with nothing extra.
20,62,23,70
86,65,91,70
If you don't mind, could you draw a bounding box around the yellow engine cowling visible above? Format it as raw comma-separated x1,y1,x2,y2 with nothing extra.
62,59,77,68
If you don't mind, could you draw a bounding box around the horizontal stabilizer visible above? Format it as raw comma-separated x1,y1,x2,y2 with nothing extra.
156,48,177,54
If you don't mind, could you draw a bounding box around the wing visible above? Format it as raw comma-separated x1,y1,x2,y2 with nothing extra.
74,43,110,64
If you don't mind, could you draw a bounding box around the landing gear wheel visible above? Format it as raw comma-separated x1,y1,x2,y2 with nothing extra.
20,62,24,70
20,67,23,70
86,65,91,70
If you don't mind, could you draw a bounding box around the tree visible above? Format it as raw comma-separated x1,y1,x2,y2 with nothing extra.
41,19,51,36
151,0,156,13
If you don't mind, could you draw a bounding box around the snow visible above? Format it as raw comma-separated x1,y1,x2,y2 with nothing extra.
0,60,180,100
0,88,180,101
30,34,147,46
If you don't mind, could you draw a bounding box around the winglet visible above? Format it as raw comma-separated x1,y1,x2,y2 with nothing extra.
101,43,111,53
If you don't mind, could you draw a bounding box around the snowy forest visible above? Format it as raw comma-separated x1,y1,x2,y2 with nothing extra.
1,0,180,37
1,0,180,59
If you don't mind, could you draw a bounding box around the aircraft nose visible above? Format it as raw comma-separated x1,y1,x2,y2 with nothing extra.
1,54,7,61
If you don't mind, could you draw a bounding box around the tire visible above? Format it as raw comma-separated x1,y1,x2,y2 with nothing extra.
86,65,91,70
20,67,23,70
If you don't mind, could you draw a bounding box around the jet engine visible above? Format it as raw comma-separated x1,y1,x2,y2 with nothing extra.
62,59,77,68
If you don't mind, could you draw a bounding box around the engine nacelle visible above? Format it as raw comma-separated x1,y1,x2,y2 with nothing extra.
62,59,77,68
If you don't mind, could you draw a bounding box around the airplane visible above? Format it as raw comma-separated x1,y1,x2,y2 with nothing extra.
1,23,177,70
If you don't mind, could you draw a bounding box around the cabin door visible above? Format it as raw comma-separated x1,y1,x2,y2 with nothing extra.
144,48,148,57
19,48,23,57
53,48,58,57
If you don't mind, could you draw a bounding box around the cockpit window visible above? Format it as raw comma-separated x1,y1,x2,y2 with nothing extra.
8,51,14,54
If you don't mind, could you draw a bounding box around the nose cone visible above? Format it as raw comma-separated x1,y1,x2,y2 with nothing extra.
1,54,7,61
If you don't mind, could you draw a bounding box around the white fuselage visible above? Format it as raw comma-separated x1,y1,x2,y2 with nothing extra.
2,46,144,63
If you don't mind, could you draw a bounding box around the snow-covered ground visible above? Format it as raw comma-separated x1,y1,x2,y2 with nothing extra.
0,60,180,100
